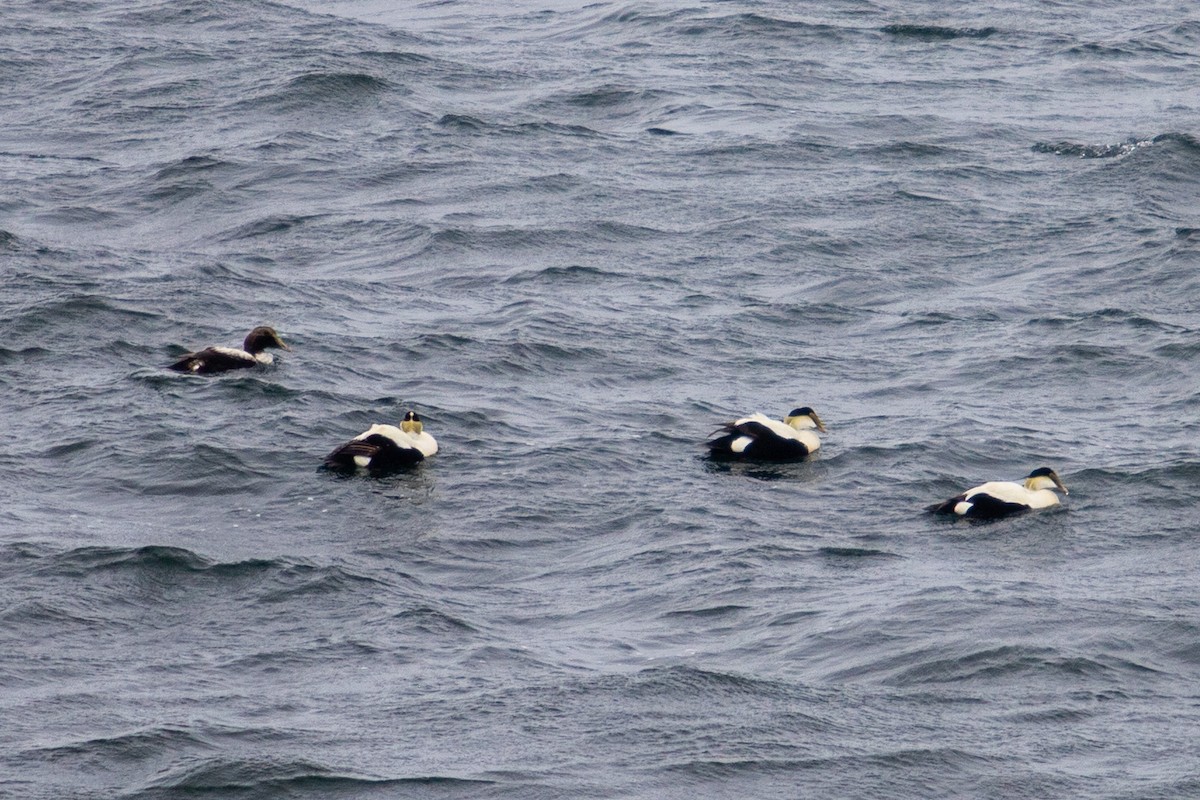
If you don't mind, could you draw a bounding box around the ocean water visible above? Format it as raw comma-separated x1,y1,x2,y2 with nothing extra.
2,1,1199,797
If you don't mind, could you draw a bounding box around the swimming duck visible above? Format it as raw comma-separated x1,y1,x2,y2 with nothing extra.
323,411,438,473
928,467,1068,519
706,407,825,461
169,326,289,374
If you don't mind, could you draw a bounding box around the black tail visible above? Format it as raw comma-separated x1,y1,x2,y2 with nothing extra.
926,495,965,515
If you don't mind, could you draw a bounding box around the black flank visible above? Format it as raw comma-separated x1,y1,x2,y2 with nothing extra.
169,348,257,374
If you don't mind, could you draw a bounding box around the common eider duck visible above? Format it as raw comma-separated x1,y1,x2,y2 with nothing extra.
928,467,1068,519
323,411,438,473
706,407,826,461
169,326,289,374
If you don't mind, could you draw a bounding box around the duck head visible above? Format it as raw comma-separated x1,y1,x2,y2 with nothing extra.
243,326,290,355
784,407,826,432
401,410,424,435
1024,467,1067,495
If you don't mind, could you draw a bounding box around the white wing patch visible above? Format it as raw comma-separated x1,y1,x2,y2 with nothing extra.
356,424,410,446
352,424,437,456
737,413,792,438
962,480,1061,510
210,346,254,362
733,412,820,451
965,481,1027,504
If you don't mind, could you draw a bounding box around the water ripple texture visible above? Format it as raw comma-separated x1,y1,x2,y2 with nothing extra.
2,0,1199,798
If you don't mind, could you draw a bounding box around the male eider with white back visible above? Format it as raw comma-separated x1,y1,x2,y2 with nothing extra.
706,407,826,461
928,467,1068,519
324,411,438,474
169,326,290,374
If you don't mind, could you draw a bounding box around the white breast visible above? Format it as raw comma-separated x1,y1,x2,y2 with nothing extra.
407,431,438,457
792,429,820,452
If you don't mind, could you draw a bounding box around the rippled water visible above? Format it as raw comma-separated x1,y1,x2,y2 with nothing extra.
3,1,1200,798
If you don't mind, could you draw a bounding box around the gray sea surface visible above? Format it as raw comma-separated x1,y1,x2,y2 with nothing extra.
2,1,1199,798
